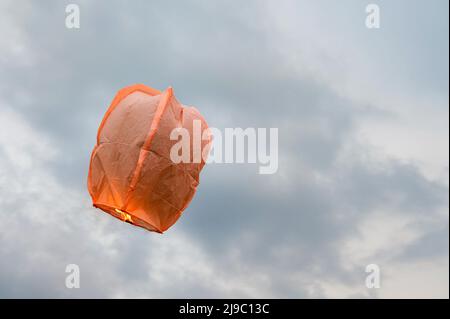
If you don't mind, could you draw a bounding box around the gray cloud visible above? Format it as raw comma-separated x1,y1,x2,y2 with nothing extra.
0,0,448,298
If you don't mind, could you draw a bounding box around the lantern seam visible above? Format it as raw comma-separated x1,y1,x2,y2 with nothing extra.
88,84,164,233
121,87,173,231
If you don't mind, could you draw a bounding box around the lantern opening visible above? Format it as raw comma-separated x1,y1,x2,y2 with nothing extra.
115,208,133,224
93,203,163,233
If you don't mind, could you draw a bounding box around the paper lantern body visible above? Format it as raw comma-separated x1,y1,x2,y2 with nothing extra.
87,84,210,233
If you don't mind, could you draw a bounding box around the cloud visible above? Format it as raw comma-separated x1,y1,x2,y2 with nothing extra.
0,0,448,298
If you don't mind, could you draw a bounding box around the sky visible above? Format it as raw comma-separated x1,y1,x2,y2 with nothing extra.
0,0,448,298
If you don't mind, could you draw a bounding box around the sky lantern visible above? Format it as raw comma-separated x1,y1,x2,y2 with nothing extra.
87,84,210,233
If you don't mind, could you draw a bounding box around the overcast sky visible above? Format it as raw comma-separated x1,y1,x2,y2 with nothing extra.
0,0,448,298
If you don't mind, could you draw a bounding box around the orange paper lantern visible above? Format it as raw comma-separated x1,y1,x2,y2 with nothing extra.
87,84,210,233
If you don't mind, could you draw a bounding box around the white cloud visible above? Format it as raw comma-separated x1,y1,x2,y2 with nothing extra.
0,0,448,298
